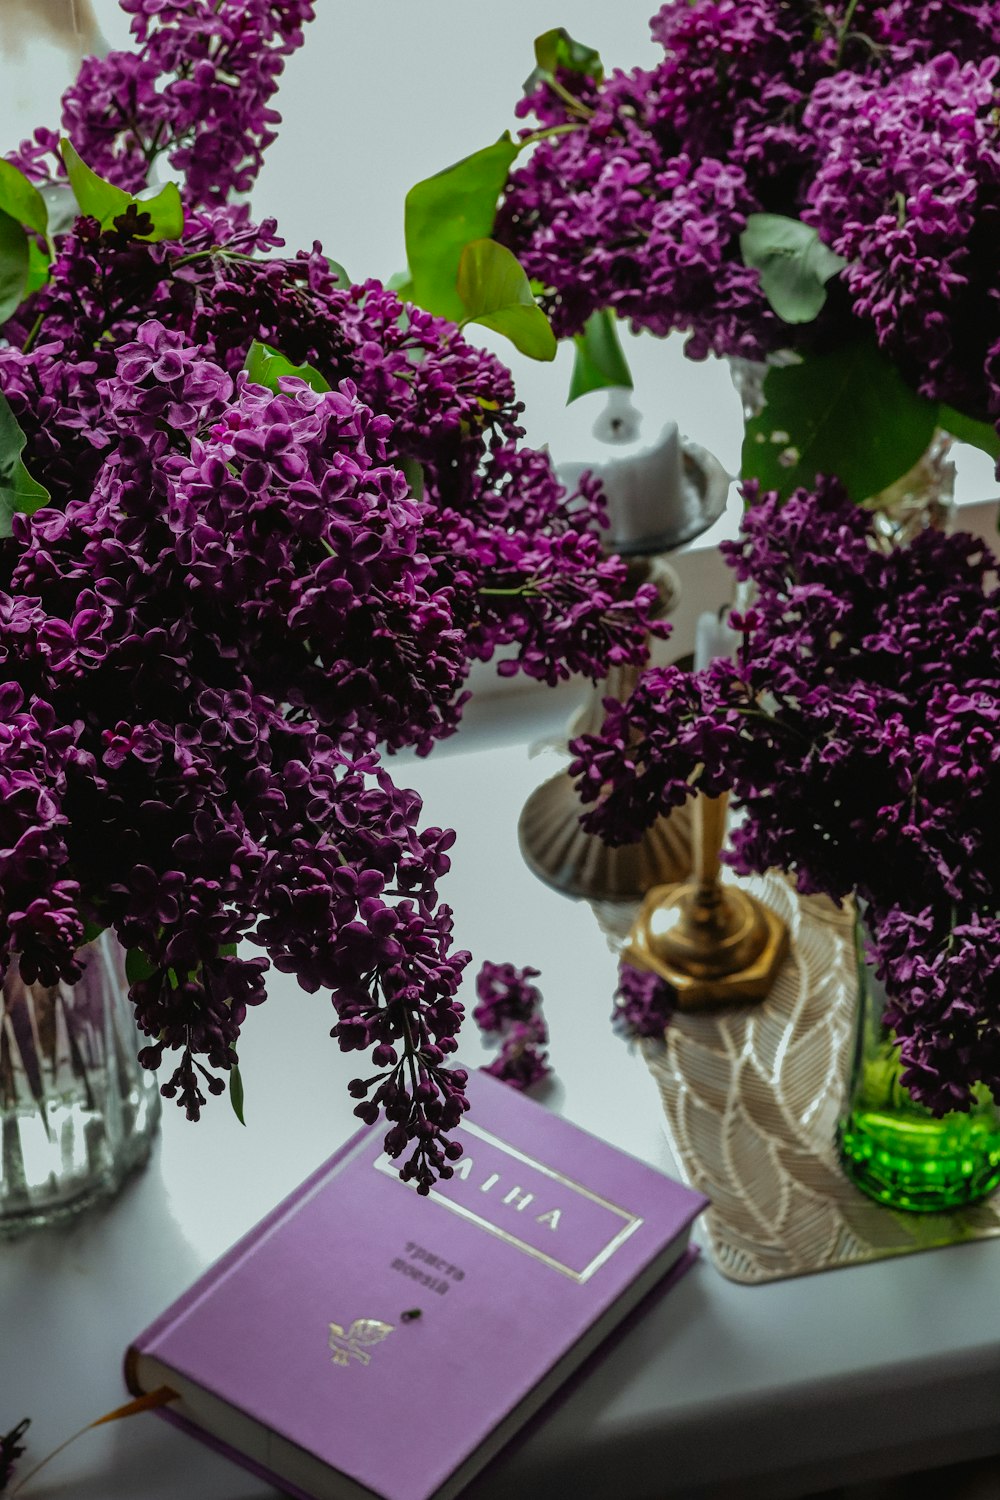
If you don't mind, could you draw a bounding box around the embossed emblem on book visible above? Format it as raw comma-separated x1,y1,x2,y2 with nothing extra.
328,1318,394,1368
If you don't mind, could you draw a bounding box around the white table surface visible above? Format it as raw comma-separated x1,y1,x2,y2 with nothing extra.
3,685,1000,1500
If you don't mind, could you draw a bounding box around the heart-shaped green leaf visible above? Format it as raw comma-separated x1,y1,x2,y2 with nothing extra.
40,182,79,240
244,340,331,393
0,160,48,237
456,238,556,361
125,948,157,987
937,403,1000,461
740,214,846,325
525,27,604,93
60,139,184,242
25,238,51,299
0,210,29,324
0,391,49,536
742,341,938,502
568,308,633,403
404,136,519,323
386,269,415,301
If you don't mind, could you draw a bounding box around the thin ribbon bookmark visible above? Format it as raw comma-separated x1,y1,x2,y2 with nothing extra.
7,1387,179,1496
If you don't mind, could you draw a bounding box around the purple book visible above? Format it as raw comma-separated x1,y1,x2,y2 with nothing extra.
125,1071,706,1500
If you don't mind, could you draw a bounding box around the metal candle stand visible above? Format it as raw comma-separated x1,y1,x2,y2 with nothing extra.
625,794,789,1010
517,438,730,906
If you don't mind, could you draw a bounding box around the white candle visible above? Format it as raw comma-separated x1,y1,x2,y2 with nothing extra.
556,388,689,553
595,420,687,550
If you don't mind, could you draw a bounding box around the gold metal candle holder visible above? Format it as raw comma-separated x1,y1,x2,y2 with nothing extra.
625,794,789,1011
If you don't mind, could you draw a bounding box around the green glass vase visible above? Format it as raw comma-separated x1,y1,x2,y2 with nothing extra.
837,922,1000,1213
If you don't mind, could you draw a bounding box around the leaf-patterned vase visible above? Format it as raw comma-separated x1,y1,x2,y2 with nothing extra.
836,921,1000,1212
0,933,160,1236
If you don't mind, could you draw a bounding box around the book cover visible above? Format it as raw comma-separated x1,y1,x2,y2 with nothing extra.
125,1071,706,1500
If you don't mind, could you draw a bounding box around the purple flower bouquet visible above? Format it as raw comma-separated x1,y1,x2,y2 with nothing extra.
0,0,658,1192
572,479,1000,1118
488,2,1000,501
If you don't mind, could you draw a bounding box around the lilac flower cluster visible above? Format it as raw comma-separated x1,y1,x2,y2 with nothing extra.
13,0,314,206
612,961,675,1041
803,51,1000,414
0,8,655,1189
1,212,658,745
572,479,1000,1113
496,2,1000,413
474,961,551,1091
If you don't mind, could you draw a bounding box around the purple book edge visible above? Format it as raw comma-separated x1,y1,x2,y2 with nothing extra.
138,1243,700,1500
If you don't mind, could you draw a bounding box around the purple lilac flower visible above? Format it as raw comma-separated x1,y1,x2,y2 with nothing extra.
12,0,315,206
0,9,659,1190
612,961,675,1040
0,0,666,1188
482,1017,551,1092
473,960,543,1033
573,479,1000,1113
474,960,551,1090
0,343,480,1188
495,2,1000,418
802,52,1000,417
1,212,658,742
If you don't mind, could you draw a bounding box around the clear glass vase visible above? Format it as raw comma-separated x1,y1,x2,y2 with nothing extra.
837,923,1000,1212
0,933,161,1236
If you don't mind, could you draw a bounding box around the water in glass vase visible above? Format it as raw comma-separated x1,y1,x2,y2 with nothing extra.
837,924,1000,1212
0,933,160,1236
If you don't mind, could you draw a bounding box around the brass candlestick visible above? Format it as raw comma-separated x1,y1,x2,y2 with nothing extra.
625,794,789,1010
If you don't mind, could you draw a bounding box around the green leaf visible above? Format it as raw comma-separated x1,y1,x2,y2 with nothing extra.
525,27,604,92
742,341,938,503
0,160,48,237
244,340,331,393
456,238,556,361
399,456,425,502
39,182,79,240
386,269,415,300
229,1059,246,1126
404,135,519,323
60,139,184,242
740,214,846,325
568,308,634,403
0,391,49,537
125,948,157,987
25,238,51,298
326,258,350,288
0,210,29,324
937,403,1000,461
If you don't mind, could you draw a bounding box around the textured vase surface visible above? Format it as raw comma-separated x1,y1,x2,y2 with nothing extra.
0,933,160,1236
837,925,1000,1213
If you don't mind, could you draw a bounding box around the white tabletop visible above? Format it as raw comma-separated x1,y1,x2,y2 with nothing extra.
4,686,1000,1500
